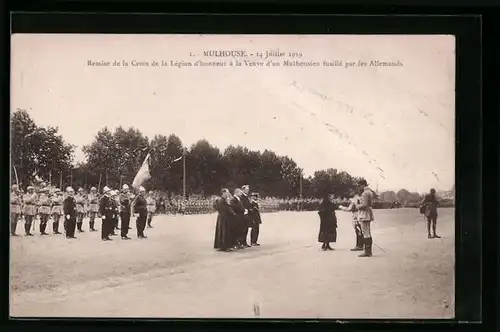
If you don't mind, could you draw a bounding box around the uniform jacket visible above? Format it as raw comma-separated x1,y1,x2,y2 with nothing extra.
75,194,86,213
133,194,148,216
37,193,52,215
11,192,22,214
99,195,114,219
23,193,38,216
119,192,132,215
146,196,156,213
230,196,246,223
63,196,77,220
421,194,439,218
357,187,374,222
250,200,262,224
51,195,63,215
340,194,361,222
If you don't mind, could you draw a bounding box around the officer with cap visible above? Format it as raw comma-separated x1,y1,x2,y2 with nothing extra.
99,186,113,241
23,186,37,236
119,185,132,240
75,188,86,232
87,187,99,231
63,186,78,239
146,191,156,228
51,189,63,234
355,179,375,257
37,188,52,236
110,190,119,236
133,186,148,239
11,185,22,236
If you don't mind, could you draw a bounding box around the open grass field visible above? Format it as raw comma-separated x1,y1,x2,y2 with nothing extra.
10,208,455,319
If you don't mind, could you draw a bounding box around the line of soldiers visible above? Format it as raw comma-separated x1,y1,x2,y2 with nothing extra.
213,185,262,252
10,182,158,240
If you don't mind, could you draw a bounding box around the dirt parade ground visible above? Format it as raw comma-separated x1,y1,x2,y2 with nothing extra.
10,208,455,319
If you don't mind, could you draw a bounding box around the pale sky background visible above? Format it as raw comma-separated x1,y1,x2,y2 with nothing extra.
11,34,455,193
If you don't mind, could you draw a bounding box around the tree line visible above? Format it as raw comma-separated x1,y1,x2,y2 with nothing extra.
11,108,451,201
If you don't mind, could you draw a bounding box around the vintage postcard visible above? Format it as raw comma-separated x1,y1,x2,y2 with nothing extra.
10,34,455,319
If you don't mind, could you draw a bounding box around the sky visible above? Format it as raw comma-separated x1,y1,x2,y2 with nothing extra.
11,34,455,193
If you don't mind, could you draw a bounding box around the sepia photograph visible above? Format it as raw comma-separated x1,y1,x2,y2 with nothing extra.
10,34,455,319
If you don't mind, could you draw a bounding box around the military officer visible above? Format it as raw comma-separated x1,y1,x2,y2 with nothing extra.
99,186,113,241
146,191,156,228
63,187,78,239
340,190,364,251
51,189,63,234
37,188,52,235
11,185,22,236
355,179,375,257
23,186,37,236
74,188,86,232
87,187,99,231
133,186,148,239
119,185,132,240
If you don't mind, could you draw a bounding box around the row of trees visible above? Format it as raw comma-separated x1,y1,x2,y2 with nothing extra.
12,109,452,201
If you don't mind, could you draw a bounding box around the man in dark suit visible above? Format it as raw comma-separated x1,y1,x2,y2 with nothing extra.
420,188,440,239
230,188,247,249
99,186,113,241
239,185,252,247
63,186,78,239
133,186,148,239
249,193,262,246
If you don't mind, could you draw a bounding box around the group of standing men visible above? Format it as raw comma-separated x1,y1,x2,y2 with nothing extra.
213,185,262,252
10,182,158,241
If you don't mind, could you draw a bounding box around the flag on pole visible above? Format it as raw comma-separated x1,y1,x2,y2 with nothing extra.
132,153,151,189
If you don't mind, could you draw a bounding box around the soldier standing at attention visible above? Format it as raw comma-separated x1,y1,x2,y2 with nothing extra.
133,186,148,239
355,179,375,257
11,185,22,236
51,189,63,234
23,186,37,236
75,188,86,232
63,187,78,239
119,185,132,240
99,186,113,241
146,191,156,228
36,188,52,236
87,187,99,231
421,188,440,239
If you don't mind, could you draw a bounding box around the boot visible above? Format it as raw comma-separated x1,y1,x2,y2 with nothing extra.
11,221,18,236
40,221,48,235
53,222,61,234
321,243,327,251
326,243,334,250
351,235,364,251
25,221,33,236
77,222,84,232
89,221,96,231
432,225,441,238
358,238,373,257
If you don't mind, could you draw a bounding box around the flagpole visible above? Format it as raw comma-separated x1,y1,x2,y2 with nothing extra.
49,170,52,186
60,171,63,189
182,148,186,199
70,169,73,186
98,173,102,191
13,165,19,187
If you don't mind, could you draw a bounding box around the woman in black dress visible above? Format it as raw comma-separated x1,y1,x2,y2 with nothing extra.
318,194,338,251
214,188,236,252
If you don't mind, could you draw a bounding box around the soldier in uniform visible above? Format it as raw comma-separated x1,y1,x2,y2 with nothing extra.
340,190,363,251
36,188,52,236
249,193,262,246
11,185,22,236
146,191,156,228
119,185,132,240
63,187,78,239
75,188,86,232
51,189,63,234
23,186,37,236
421,188,440,239
87,187,99,231
133,186,148,239
99,186,113,241
355,179,375,257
